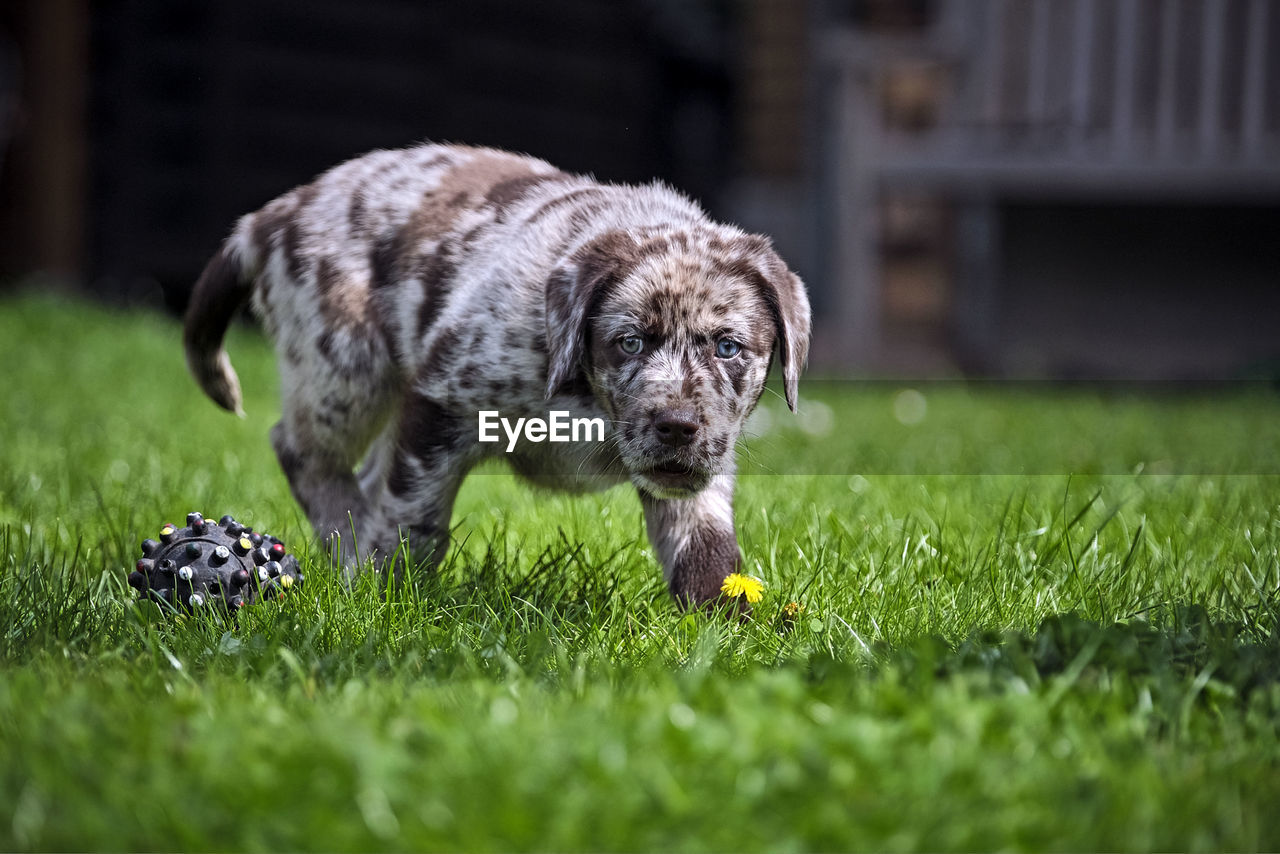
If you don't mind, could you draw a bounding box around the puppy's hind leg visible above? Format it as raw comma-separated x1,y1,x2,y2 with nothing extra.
271,359,396,576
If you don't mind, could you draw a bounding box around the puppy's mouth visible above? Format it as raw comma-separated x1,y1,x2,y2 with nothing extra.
649,459,698,480
633,458,712,496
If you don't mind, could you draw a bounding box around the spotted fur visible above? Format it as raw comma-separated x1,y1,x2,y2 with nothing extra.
184,143,811,608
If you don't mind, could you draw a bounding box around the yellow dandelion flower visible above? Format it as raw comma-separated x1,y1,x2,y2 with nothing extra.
721,572,765,603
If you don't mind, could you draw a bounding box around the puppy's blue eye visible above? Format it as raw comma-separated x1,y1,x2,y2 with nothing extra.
619,335,644,356
715,338,741,359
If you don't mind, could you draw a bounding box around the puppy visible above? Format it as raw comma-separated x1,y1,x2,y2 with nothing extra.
184,143,810,607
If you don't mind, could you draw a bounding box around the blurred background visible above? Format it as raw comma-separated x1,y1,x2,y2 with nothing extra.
0,0,1277,379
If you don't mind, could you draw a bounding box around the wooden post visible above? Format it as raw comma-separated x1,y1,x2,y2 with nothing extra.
1240,0,1268,161
1155,0,1180,159
1112,0,1138,159
0,0,89,282
1198,0,1226,160
829,62,882,368
1069,0,1096,153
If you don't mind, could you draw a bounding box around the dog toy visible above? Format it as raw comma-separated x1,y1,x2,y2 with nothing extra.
128,512,303,614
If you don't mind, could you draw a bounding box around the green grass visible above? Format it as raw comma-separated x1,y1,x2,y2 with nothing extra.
1,290,1279,852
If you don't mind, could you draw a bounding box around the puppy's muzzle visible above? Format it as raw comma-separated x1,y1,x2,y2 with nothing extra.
653,409,700,448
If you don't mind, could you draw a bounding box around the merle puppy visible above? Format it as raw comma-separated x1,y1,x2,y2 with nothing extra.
185,143,810,607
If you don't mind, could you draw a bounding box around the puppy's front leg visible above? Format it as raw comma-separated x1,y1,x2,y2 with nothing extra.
641,473,743,609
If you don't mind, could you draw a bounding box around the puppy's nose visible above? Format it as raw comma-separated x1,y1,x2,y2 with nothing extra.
653,410,700,447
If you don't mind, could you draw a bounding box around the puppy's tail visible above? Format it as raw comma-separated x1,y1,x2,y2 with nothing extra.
184,242,252,416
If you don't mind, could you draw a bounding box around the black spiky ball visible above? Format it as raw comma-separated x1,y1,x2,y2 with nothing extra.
129,512,303,615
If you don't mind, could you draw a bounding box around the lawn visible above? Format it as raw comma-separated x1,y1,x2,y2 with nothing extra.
1,291,1278,852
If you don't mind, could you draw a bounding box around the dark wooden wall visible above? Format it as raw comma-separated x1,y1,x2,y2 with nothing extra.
4,0,736,307
0,0,91,283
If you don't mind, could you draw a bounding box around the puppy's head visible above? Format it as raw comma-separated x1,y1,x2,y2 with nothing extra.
546,228,811,498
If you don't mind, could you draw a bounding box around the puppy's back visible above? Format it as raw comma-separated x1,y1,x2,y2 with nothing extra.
186,142,709,411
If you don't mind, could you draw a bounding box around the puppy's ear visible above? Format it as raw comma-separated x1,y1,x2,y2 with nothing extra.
740,236,811,411
545,230,637,398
